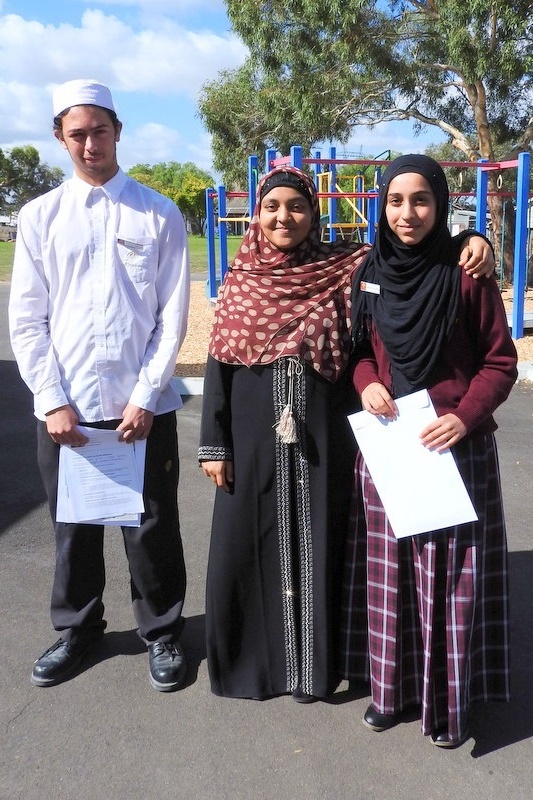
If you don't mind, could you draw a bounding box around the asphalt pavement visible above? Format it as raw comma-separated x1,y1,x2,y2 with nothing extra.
1,281,533,800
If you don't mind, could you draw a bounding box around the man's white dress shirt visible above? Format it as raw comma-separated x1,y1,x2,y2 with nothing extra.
9,169,190,422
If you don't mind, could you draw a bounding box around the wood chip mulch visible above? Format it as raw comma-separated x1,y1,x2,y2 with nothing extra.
175,282,533,378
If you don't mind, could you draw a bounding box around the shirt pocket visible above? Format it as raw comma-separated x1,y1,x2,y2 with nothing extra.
116,235,158,283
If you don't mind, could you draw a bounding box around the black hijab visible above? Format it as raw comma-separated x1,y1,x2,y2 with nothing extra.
351,154,463,397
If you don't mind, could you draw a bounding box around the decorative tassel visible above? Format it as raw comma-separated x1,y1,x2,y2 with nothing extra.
274,357,301,444
275,403,298,444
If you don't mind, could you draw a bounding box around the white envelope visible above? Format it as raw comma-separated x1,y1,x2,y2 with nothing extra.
348,389,478,538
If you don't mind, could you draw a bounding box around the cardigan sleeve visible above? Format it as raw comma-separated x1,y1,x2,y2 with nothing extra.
451,273,518,432
353,336,383,396
198,354,235,461
352,273,518,435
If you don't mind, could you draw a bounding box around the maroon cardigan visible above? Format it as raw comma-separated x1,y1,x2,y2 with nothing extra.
353,272,518,437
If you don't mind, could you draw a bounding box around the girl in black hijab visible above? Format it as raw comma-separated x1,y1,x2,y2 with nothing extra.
341,155,517,747
351,154,461,397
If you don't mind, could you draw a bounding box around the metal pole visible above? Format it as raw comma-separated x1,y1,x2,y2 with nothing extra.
218,184,228,285
205,187,217,301
512,151,530,339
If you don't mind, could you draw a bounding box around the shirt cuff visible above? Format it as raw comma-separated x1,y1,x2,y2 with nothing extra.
129,382,161,413
198,446,234,461
36,385,70,416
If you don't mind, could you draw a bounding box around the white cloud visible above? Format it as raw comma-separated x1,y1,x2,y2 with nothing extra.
76,0,219,7
320,121,447,160
0,8,246,172
183,132,219,178
78,0,226,9
121,122,183,169
111,25,246,96
0,120,217,179
0,11,246,96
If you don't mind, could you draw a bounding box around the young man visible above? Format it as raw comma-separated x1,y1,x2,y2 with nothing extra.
9,79,190,692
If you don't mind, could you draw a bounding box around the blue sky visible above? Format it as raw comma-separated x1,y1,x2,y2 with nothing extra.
0,0,446,181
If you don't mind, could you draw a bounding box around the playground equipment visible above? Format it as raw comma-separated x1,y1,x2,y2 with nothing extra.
205,146,531,339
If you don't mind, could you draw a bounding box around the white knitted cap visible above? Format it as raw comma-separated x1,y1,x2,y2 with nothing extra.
52,79,115,116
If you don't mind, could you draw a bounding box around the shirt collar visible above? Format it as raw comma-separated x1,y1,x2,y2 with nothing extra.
68,168,128,203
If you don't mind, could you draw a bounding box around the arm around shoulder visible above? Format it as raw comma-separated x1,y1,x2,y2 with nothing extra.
453,273,518,431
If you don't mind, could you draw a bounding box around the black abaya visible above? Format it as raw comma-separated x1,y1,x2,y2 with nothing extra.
199,354,358,699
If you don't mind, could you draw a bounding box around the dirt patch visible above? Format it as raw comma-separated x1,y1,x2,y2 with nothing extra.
175,282,533,378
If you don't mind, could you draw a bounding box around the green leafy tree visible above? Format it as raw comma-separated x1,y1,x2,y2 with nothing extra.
199,0,533,280
128,161,215,235
0,145,63,215
425,143,477,202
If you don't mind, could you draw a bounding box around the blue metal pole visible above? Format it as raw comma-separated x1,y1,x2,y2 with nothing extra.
248,154,259,217
499,201,507,292
218,184,228,285
313,150,321,189
329,146,337,242
475,159,488,235
264,147,277,175
205,187,217,301
512,151,530,339
367,189,378,244
357,172,364,218
290,145,303,169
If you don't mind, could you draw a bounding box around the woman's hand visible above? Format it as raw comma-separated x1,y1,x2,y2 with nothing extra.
201,460,234,492
361,382,398,419
420,413,466,452
459,235,495,278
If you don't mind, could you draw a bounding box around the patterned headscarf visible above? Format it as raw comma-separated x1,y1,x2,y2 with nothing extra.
209,165,370,382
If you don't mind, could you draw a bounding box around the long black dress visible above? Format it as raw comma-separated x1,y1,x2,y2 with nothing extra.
199,353,358,699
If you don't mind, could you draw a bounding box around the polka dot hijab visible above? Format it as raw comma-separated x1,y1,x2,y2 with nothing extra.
208,166,369,382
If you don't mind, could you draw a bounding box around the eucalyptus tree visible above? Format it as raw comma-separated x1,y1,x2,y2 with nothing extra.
128,161,215,235
0,145,63,215
199,1,533,278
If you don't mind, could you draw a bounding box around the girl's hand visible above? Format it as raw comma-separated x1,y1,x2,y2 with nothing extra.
201,460,234,492
361,382,398,419
420,413,466,451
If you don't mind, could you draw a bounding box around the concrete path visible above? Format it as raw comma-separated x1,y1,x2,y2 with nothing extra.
1,282,532,800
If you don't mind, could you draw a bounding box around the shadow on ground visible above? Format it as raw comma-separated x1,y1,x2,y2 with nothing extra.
0,360,45,535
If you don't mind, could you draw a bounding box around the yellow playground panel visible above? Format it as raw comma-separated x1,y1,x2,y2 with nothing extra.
317,171,369,239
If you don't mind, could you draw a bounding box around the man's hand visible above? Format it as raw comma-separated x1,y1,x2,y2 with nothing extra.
459,235,495,278
117,403,154,443
201,460,234,492
45,405,89,446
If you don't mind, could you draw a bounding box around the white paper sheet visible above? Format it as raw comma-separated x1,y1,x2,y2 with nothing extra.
348,389,478,538
56,426,146,526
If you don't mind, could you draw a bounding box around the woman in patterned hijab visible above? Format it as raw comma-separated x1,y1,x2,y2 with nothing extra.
198,164,495,705
209,166,370,382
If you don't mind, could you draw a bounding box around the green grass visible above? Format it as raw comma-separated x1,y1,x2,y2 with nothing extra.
188,234,241,273
0,242,15,281
0,235,243,281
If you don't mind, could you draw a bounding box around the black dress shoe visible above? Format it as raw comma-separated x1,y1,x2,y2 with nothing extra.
292,687,317,704
363,703,397,732
430,728,469,748
31,638,90,687
148,641,187,692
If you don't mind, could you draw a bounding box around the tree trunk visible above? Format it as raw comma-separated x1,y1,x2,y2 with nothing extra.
486,177,515,286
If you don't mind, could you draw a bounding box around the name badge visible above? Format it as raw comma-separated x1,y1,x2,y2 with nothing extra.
360,281,381,295
117,238,144,251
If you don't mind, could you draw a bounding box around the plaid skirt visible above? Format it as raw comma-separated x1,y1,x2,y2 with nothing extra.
340,433,510,744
